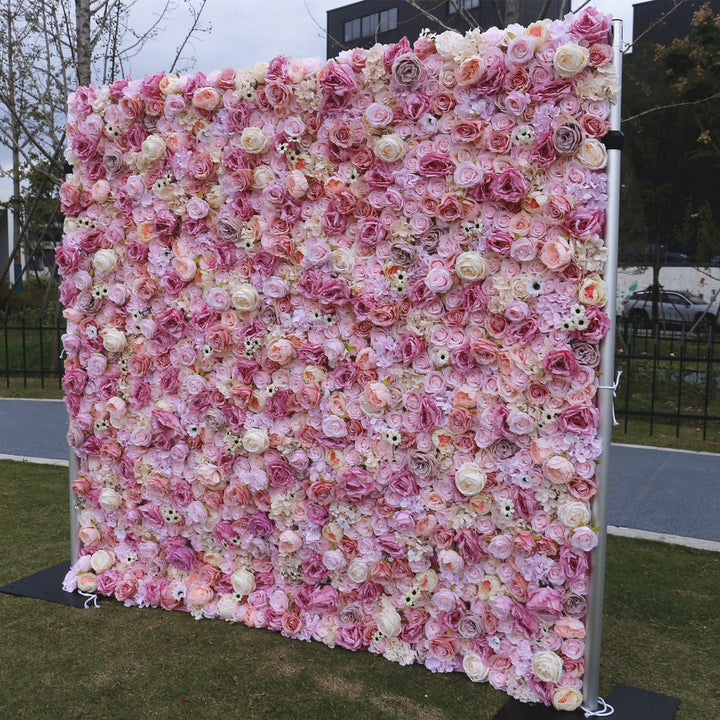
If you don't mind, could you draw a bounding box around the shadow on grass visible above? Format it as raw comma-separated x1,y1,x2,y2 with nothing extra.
1,460,717,720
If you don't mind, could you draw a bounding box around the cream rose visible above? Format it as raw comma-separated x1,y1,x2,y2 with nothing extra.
578,274,607,306
230,568,256,597
330,248,355,274
98,487,122,511
100,328,126,354
557,501,591,528
242,428,269,454
90,549,115,573
532,651,564,683
347,558,370,584
92,249,117,274
232,283,259,312
252,165,276,189
553,42,590,78
240,126,270,154
463,652,490,682
374,134,406,163
141,134,167,162
377,604,402,638
552,688,583,712
216,594,239,620
435,30,466,61
576,138,608,169
455,462,487,496
455,251,487,282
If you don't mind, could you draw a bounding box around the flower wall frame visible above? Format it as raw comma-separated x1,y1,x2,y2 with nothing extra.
60,8,616,711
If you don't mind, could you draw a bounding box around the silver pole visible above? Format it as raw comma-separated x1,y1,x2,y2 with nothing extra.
583,18,623,712
69,444,79,564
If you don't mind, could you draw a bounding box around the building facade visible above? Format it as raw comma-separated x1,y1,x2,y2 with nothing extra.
326,0,564,59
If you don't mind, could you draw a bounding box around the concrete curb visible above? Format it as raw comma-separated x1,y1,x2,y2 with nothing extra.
608,525,720,552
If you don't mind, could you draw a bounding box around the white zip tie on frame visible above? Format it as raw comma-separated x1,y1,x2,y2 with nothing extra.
582,696,615,717
597,370,622,426
78,590,100,609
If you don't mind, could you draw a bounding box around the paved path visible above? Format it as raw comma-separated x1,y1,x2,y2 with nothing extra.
1,399,717,543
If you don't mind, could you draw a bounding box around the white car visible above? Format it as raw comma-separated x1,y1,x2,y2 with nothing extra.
621,289,717,331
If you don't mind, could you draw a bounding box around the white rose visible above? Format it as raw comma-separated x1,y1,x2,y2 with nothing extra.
576,138,608,169
455,251,487,282
532,651,564,683
242,428,269,454
435,30,465,61
455,462,487,496
216,594,239,620
346,558,370,584
374,134,406,163
141,134,167,162
553,42,590,78
252,165,276,189
557,501,591,528
98,487,122,511
93,249,117,274
240,126,270,154
330,247,355,274
463,652,490,682
376,604,402,638
232,283,259,312
90,550,115,573
101,328,126,353
230,569,256,597
552,688,584,712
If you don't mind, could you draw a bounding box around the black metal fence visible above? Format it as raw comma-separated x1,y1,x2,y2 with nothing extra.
1,298,65,389
615,320,720,439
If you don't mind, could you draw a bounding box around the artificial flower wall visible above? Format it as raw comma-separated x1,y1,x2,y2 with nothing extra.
60,8,615,711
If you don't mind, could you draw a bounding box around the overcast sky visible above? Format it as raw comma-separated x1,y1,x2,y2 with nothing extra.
0,1,635,202
124,0,635,78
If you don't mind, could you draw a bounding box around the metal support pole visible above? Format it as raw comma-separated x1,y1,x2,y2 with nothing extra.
583,18,623,712
69,444,79,565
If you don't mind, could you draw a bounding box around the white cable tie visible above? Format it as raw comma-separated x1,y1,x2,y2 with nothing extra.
582,696,615,717
78,590,100,609
598,369,622,426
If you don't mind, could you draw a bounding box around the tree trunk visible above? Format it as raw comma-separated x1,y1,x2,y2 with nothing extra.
6,3,23,291
75,0,92,86
505,0,520,24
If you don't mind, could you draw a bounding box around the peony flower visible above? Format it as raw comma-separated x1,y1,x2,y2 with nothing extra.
141,134,167,162
552,688,584,712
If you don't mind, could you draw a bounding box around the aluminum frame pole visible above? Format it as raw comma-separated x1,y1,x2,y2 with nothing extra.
582,18,623,712
69,444,79,564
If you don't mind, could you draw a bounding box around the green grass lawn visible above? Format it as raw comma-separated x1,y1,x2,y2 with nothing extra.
0,460,718,720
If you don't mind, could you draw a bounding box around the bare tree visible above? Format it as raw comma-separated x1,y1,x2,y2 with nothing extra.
0,0,209,285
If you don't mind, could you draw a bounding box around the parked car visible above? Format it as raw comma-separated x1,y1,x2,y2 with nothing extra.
621,289,717,331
